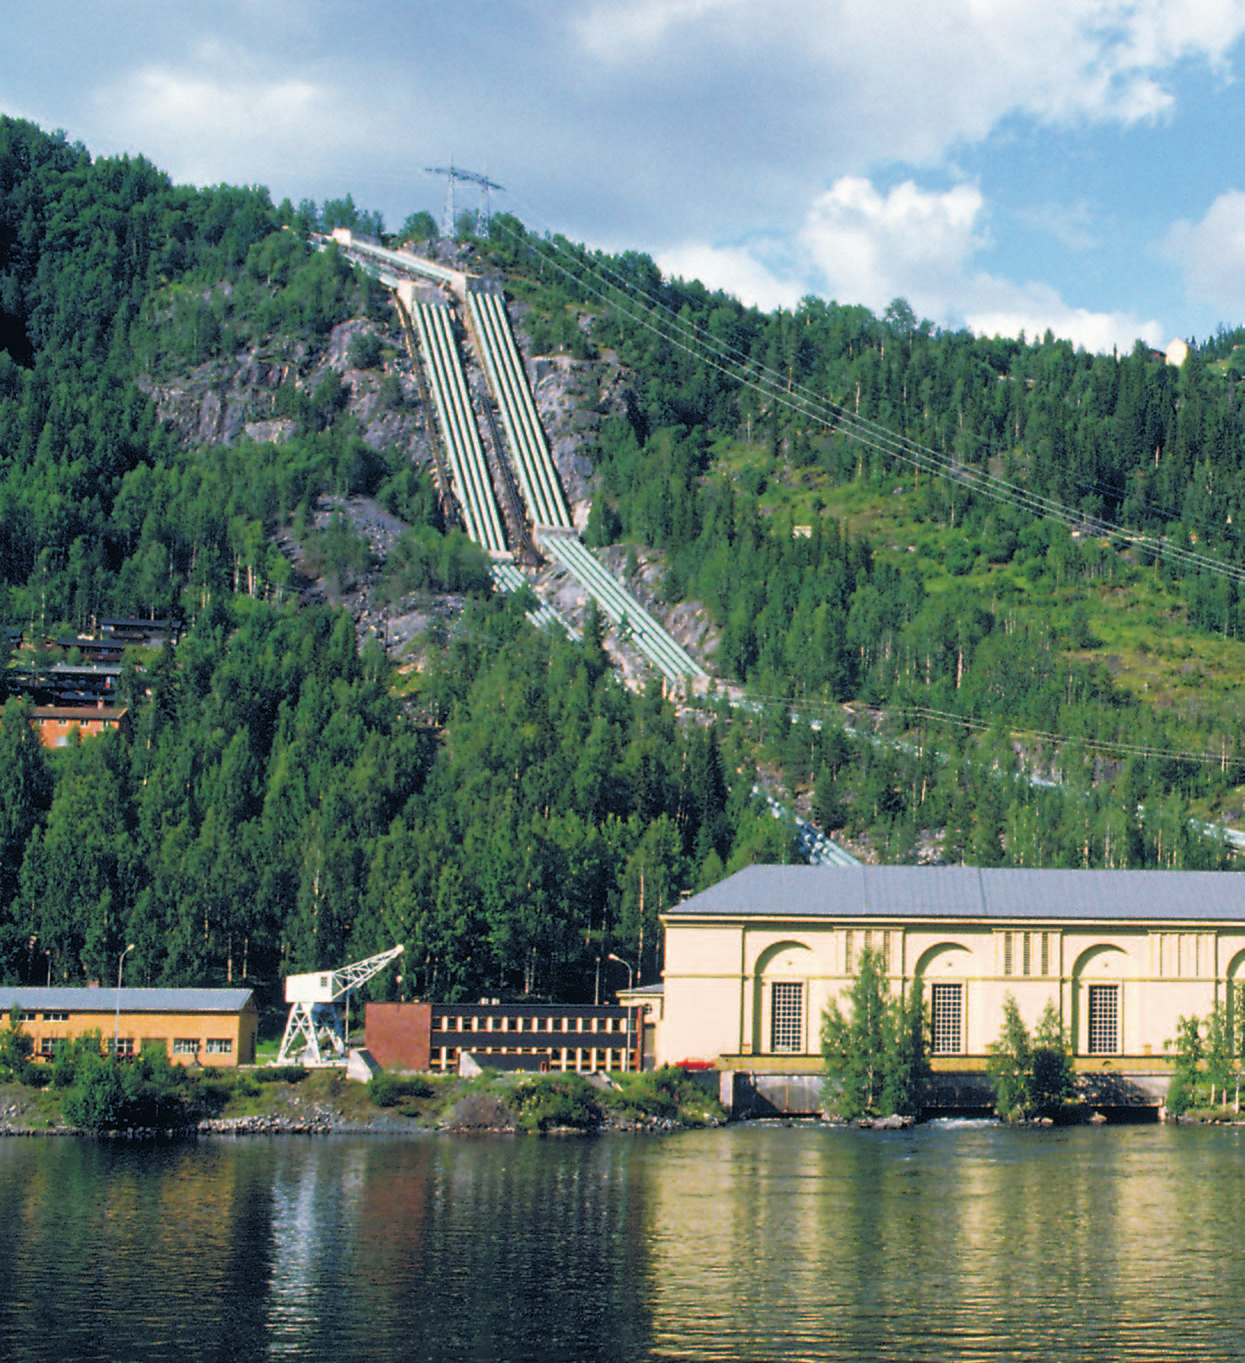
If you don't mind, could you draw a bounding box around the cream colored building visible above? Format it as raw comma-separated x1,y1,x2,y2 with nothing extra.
658,865,1245,1079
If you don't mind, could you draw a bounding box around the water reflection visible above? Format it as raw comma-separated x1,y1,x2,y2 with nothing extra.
3,1125,1245,1361
644,1121,1245,1361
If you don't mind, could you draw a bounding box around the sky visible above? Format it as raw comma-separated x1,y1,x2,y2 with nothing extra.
7,0,1245,353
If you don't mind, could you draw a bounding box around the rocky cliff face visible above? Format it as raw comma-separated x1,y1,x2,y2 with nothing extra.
134,268,710,679
138,316,437,468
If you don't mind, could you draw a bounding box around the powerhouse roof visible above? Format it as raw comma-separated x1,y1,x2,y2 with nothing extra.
666,864,1245,924
0,987,255,1013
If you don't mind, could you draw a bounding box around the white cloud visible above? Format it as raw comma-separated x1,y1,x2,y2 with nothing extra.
799,178,986,318
657,176,1162,351
655,242,804,312
961,277,1165,353
93,56,336,185
1163,191,1245,319
571,0,1245,173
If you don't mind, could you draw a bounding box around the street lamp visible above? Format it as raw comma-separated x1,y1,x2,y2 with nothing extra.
113,943,135,1060
607,952,634,993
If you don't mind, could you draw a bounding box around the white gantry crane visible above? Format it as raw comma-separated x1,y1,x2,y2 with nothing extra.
276,944,404,1066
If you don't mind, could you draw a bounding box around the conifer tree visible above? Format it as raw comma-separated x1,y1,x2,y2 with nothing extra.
1030,1000,1075,1113
988,994,1033,1119
821,947,927,1119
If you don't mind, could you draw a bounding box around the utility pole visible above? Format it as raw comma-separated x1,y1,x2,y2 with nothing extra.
425,163,505,238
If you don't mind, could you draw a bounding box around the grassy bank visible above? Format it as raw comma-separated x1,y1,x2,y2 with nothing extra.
0,1064,725,1135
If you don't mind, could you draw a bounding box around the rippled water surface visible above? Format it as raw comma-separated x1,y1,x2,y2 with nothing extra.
1,1121,1243,1362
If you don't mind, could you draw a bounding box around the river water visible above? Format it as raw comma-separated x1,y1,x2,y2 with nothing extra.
1,1121,1242,1362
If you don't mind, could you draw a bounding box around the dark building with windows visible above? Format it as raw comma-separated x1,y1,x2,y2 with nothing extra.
366,1001,642,1074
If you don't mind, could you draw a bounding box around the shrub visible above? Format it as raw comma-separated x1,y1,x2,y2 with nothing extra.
254,1066,309,1085
63,1049,198,1132
368,1073,434,1108
348,331,384,369
49,1032,105,1088
513,1075,603,1133
0,1004,34,1082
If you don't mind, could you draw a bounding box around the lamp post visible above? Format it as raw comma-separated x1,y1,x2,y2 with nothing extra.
113,943,135,1060
607,953,634,993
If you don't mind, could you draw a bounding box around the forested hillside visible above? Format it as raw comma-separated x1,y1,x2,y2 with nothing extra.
0,115,1243,1014
0,118,788,1008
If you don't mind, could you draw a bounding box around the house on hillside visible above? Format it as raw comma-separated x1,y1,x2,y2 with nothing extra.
29,705,130,748
658,864,1245,1088
0,987,258,1066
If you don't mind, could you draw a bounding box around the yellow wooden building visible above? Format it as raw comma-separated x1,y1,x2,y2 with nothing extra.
0,987,258,1067
658,864,1245,1081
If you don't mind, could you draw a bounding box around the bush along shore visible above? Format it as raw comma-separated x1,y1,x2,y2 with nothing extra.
0,1047,727,1138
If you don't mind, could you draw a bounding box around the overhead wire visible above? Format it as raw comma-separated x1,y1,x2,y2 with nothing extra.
492,208,1245,585
484,206,1245,783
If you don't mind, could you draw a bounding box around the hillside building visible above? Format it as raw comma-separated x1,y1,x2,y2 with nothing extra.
29,705,130,748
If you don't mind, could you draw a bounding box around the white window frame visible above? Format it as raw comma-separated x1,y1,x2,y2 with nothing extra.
1087,984,1119,1055
930,983,963,1055
770,981,804,1054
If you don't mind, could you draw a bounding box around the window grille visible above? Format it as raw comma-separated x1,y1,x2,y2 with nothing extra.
1002,931,1053,977
931,984,963,1055
1088,985,1118,1055
205,1038,233,1055
173,1038,198,1055
771,982,804,1053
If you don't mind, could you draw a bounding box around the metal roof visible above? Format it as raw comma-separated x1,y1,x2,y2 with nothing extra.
665,864,1245,924
0,987,255,1013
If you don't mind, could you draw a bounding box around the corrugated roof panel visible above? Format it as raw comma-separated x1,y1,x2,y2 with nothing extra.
0,987,255,1013
666,865,1245,923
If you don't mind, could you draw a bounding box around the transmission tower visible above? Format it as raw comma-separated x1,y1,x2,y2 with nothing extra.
425,162,505,238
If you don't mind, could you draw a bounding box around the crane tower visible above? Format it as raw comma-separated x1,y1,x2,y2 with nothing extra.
276,944,404,1066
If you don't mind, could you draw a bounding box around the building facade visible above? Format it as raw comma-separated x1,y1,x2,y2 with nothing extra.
366,1001,642,1074
29,705,130,748
659,864,1245,1080
0,987,258,1066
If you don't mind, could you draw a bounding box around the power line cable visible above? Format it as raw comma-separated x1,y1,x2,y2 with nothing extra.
491,209,1245,585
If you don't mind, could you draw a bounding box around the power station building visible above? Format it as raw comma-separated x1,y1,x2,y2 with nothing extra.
657,864,1245,1087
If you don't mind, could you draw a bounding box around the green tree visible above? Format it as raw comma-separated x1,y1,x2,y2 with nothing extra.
880,979,928,1117
987,994,1033,1119
1030,1001,1075,1113
1204,999,1236,1110
0,1002,33,1081
398,210,437,242
821,947,926,1119
1165,1014,1203,1116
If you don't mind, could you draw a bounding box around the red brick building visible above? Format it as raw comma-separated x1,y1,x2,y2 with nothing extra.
366,1001,642,1074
